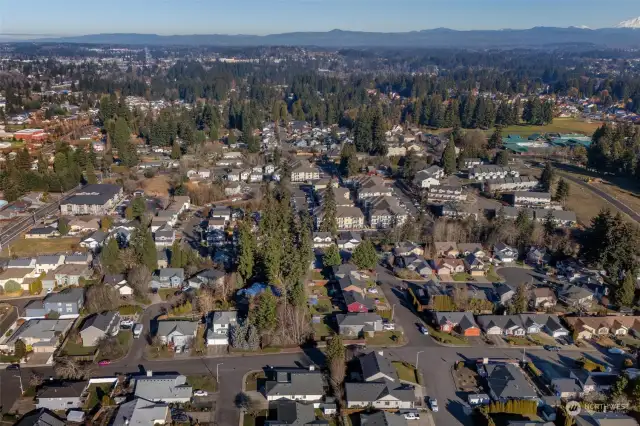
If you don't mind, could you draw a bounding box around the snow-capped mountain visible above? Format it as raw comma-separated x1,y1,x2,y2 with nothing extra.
616,17,640,28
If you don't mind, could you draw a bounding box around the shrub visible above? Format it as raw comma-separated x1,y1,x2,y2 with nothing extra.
527,362,542,376
4,280,21,293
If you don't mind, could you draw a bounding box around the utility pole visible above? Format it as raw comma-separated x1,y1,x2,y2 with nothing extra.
391,304,396,322
14,374,23,395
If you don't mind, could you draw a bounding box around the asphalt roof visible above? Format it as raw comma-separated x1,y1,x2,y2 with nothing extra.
63,184,121,206
359,351,398,382
81,311,118,333
484,364,537,399
134,374,192,401
37,381,88,399
44,287,84,303
345,379,414,404
112,398,169,426
14,408,65,426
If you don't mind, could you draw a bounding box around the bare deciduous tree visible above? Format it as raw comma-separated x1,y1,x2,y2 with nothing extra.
54,357,94,380
127,265,152,296
197,287,217,316
85,284,120,313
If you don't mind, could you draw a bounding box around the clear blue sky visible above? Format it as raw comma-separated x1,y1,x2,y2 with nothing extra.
0,0,638,36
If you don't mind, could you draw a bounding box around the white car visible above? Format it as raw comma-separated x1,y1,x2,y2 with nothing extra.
193,390,208,397
120,319,135,328
367,288,379,294
404,412,420,420
608,347,625,355
430,398,439,412
383,323,395,331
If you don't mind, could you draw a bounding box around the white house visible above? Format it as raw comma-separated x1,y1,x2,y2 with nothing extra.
206,311,237,346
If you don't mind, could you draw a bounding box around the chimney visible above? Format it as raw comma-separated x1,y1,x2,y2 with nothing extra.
308,365,315,371
146,370,153,377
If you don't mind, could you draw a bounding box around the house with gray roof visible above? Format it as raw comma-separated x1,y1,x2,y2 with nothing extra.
345,379,414,409
359,351,398,382
80,230,108,250
266,400,329,426
7,257,36,269
558,284,594,309
151,268,185,289
134,372,192,403
481,364,538,402
64,253,92,265
112,397,169,426
206,311,237,346
14,408,65,426
42,287,85,318
157,320,198,350
154,224,176,248
79,311,120,346
3,319,74,353
360,411,408,426
35,381,88,411
53,264,90,287
265,367,324,403
336,313,383,337
35,255,65,274
477,315,526,336
187,268,225,289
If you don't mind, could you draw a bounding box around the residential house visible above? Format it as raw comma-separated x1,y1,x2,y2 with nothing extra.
313,232,334,249
290,160,320,182
134,372,192,403
53,264,89,287
337,273,368,297
264,367,324,403
343,291,374,313
80,230,108,250
14,408,65,426
434,242,459,258
413,165,444,188
356,176,393,199
79,311,121,346
534,209,578,227
485,176,539,192
24,288,85,318
35,381,88,411
67,218,100,235
426,185,467,202
156,320,198,349
103,274,133,297
464,254,486,276
151,268,185,289
481,363,538,402
36,254,64,275
513,192,552,207
345,380,414,409
7,257,36,269
495,283,516,305
398,255,432,278
432,258,465,277
469,165,520,181
337,231,362,251
367,196,407,229
336,313,383,337
3,319,74,353
25,226,59,239
187,269,225,290
575,412,640,426
64,253,92,265
359,351,399,382
267,401,328,426
154,225,175,248
531,288,557,309
206,311,237,346
225,182,242,196
558,285,594,309
360,411,408,426
457,243,486,257
494,242,518,263
0,268,36,291
564,316,640,340
393,242,424,257
210,207,232,223
477,315,526,336
112,398,169,426
527,246,551,266
436,312,481,336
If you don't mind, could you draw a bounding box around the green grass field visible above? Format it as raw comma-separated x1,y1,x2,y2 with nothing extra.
187,375,217,392
392,361,419,383
2,237,83,257
492,117,602,138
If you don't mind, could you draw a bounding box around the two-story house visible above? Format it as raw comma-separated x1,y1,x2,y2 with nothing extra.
156,320,198,350
151,268,185,289
206,311,237,346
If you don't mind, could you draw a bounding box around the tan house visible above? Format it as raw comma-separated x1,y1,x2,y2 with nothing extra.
531,288,556,309
433,258,465,277
335,206,365,230
434,242,459,258
564,316,640,340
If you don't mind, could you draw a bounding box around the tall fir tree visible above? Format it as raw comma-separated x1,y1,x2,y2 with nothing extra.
442,136,457,175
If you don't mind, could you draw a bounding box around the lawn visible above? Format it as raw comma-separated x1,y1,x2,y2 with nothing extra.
312,322,333,340
310,298,333,315
506,336,535,346
117,330,132,347
427,325,469,345
187,375,217,392
118,305,142,315
591,176,640,217
84,382,114,411
244,371,266,392
453,273,472,282
1,237,83,257
618,335,640,349
486,266,502,283
366,331,404,346
489,117,601,138
392,361,419,384
158,288,177,300
62,340,97,356
528,333,557,346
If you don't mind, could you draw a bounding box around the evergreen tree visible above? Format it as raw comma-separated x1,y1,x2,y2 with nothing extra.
339,143,359,177
14,339,26,359
101,238,123,273
543,211,556,238
16,148,31,171
85,161,98,184
237,220,256,282
170,141,181,160
170,240,183,268
495,150,510,166
614,272,636,307
319,185,338,236
58,218,70,235
352,240,378,270
442,136,457,175
251,288,278,333
555,178,570,203
488,126,503,149
540,162,555,192
323,244,342,268
130,197,146,219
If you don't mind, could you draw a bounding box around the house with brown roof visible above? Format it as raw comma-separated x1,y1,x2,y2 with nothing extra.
434,242,459,258
531,288,557,309
564,316,640,340
432,258,465,277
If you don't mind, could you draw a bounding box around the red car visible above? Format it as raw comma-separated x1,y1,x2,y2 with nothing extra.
98,360,111,366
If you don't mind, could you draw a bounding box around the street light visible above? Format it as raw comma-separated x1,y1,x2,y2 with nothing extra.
391,304,396,322
13,374,23,395
415,350,425,371
216,363,224,383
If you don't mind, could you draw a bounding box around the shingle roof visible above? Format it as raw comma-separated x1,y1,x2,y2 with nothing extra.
44,287,84,303
15,408,66,426
37,381,88,399
63,184,121,206
156,321,198,338
484,364,537,399
134,374,192,401
360,411,408,426
112,398,169,426
81,311,118,333
345,379,414,404
359,351,398,382
265,368,324,398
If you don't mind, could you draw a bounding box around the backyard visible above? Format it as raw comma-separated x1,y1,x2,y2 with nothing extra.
62,339,97,357
84,382,114,411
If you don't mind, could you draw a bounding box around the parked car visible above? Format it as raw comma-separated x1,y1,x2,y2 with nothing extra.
608,347,626,355
544,345,561,352
120,319,135,328
6,364,19,370
98,360,111,366
429,398,439,412
417,324,429,335
193,390,208,397
404,412,420,420
382,323,396,331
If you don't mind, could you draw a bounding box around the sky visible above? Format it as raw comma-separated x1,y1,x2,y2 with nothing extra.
0,0,638,36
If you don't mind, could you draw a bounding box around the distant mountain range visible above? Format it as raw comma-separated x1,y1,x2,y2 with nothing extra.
13,26,640,48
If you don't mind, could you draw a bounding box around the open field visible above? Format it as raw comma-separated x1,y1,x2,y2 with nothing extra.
493,118,602,137
591,178,640,218
563,180,614,225
1,237,82,257
141,174,170,196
